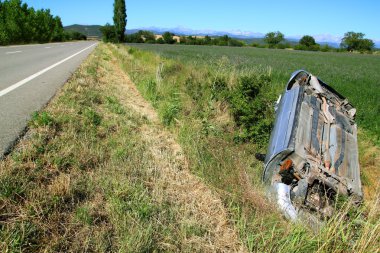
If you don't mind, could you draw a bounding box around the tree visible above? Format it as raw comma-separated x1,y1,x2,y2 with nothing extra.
204,35,212,45
34,9,54,43
0,1,10,45
124,32,143,43
299,35,316,47
65,31,86,40
0,0,66,45
218,35,229,46
52,16,64,42
341,31,374,52
296,35,320,51
162,31,175,44
264,31,284,47
138,30,155,43
113,0,126,42
179,36,187,44
358,39,375,51
100,23,117,42
156,37,164,44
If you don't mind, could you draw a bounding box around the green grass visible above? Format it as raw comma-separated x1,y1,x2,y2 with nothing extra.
129,43,380,144
1,44,229,252
113,43,380,252
1,42,379,252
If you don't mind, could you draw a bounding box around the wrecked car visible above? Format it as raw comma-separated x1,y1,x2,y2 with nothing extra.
263,70,362,221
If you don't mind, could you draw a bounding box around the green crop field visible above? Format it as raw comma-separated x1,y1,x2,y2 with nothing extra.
129,43,380,144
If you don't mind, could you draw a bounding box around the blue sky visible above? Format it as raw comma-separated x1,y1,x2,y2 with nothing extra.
23,0,380,41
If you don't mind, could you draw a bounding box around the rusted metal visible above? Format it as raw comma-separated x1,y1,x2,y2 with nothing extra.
263,70,362,221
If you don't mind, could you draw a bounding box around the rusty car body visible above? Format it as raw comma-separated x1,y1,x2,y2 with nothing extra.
263,70,362,221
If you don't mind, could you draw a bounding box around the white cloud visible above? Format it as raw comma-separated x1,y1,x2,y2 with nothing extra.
313,34,343,43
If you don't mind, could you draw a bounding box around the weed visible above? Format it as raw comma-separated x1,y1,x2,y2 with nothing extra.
30,111,55,127
0,173,27,200
106,96,125,114
75,206,94,225
128,47,137,54
160,96,181,126
0,221,41,252
84,108,102,126
142,79,159,107
119,43,380,252
131,43,380,144
2,42,378,252
3,44,239,252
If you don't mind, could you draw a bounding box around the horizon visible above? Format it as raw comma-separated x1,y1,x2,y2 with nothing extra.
23,0,380,43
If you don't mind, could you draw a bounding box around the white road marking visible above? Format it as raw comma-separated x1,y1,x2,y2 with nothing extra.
0,43,97,98
5,51,22,55
1,44,38,48
0,41,84,49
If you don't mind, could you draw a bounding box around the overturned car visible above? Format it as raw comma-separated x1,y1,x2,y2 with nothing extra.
263,70,362,221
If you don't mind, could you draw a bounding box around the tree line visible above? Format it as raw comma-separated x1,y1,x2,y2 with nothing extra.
103,0,243,47
120,30,244,47
102,28,244,47
260,31,375,53
105,0,376,53
100,0,127,43
0,0,86,46
103,28,376,53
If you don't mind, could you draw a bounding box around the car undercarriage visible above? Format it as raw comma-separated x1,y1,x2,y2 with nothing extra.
263,70,362,221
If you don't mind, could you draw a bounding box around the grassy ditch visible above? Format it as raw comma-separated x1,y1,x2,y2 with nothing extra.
111,43,380,252
0,42,379,252
0,44,242,252
130,43,380,145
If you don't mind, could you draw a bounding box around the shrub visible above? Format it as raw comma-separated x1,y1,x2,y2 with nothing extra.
162,32,175,44
30,111,55,127
264,31,284,47
299,35,316,47
156,38,165,44
100,23,117,43
229,71,275,146
64,31,87,41
160,96,181,126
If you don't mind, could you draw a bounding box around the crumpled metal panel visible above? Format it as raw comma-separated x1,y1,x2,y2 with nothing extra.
263,70,362,221
265,87,300,164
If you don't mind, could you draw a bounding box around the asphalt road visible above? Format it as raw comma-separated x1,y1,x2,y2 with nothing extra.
0,41,98,158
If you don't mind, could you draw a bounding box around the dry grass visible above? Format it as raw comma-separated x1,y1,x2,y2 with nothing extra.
101,45,246,251
0,43,247,252
1,42,378,252
112,43,380,252
358,130,380,201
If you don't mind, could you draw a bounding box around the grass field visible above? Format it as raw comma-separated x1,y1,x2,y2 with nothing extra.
117,43,380,251
0,44,244,252
129,43,380,144
1,43,379,252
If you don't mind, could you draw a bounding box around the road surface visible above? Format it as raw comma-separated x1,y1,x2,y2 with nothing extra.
0,41,98,158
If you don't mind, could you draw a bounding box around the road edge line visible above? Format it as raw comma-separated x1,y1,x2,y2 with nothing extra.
0,43,97,97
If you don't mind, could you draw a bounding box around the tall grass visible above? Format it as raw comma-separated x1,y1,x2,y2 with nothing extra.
130,43,380,145
1,44,234,252
1,42,378,252
113,43,380,252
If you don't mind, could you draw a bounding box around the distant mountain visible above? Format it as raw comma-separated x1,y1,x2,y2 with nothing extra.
127,26,344,47
64,25,380,48
64,24,102,37
127,26,265,39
